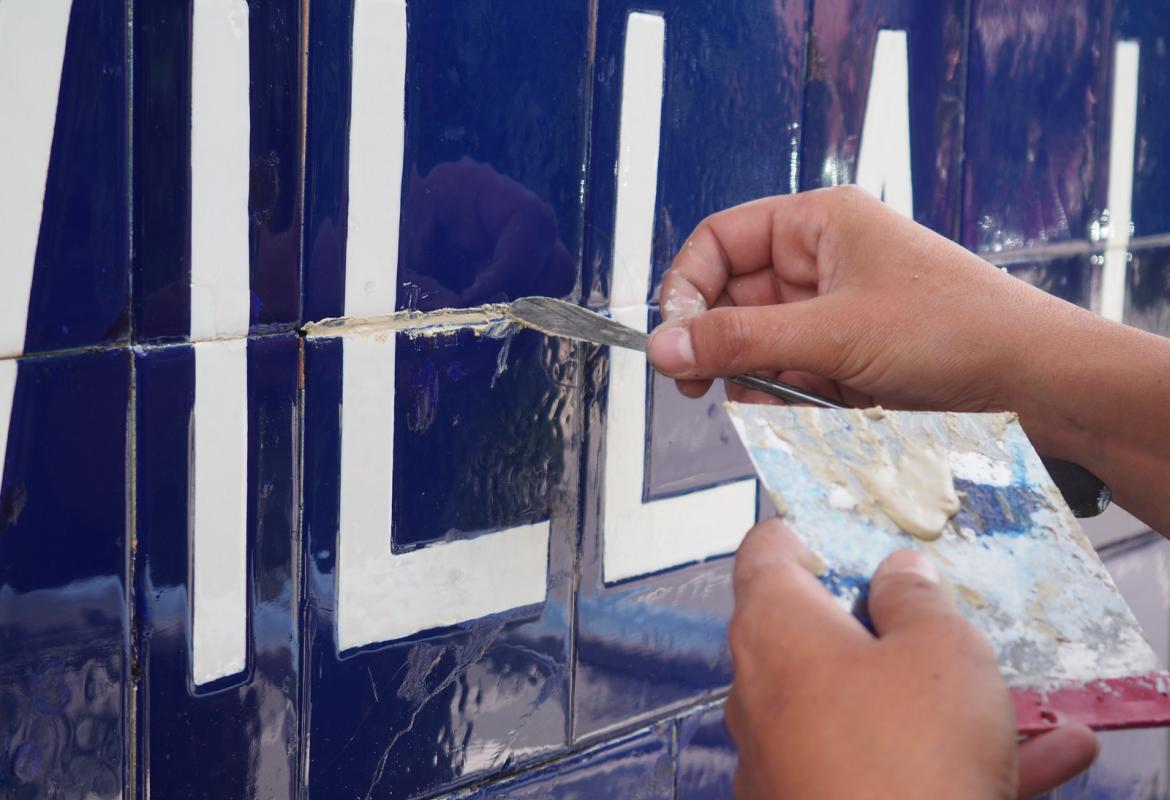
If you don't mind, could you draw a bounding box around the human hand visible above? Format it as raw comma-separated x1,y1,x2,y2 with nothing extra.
645,186,1081,420
726,518,1098,800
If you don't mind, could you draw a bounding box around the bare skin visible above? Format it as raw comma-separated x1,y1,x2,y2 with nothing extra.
728,520,1099,799
647,186,1170,534
640,186,1170,796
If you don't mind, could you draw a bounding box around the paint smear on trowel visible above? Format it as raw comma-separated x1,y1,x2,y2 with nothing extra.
726,402,1165,693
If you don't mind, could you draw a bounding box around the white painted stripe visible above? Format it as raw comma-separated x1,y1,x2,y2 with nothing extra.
191,339,249,685
603,12,755,584
337,335,549,651
0,0,74,357
1101,40,1140,323
345,0,407,318
0,360,16,491
336,0,548,652
190,0,252,340
610,12,665,309
856,30,913,217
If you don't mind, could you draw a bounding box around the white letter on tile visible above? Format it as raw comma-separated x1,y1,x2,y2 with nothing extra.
1100,40,1140,323
192,339,249,685
0,0,74,357
0,360,15,491
603,12,756,584
856,29,913,217
190,0,252,340
336,0,549,653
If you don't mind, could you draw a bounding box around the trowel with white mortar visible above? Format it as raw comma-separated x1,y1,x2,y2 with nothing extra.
510,295,1170,731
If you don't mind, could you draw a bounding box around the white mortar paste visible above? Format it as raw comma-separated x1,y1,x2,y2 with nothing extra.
726,403,1163,690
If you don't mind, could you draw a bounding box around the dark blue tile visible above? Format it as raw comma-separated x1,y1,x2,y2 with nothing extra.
583,0,808,308
1125,245,1170,336
800,0,968,237
676,704,736,800
1114,2,1170,240
300,331,576,798
4,0,129,357
133,0,302,342
464,722,674,799
133,334,300,798
1001,254,1099,309
962,0,1109,254
0,350,129,798
302,0,585,324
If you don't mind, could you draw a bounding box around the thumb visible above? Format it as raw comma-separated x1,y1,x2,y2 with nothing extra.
646,298,846,380
866,550,958,637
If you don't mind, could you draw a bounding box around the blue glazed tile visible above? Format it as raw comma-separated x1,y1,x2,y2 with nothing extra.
1113,3,1170,240
646,308,752,499
462,722,674,799
676,704,736,800
133,0,302,342
302,0,584,324
300,332,576,798
0,349,129,798
4,0,129,356
800,0,968,237
1000,254,1099,310
583,0,808,308
1125,245,1170,336
575,0,798,740
132,334,300,798
962,0,1109,254
1057,534,1170,799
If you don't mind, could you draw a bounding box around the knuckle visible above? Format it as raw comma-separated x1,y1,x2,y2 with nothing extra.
693,310,750,372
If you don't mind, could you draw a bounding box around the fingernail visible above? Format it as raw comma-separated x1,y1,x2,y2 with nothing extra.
873,550,939,584
647,326,696,374
661,280,707,322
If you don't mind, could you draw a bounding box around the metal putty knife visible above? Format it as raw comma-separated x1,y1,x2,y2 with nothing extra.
508,296,1111,518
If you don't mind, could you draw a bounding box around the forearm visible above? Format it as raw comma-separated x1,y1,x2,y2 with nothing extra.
1006,298,1170,534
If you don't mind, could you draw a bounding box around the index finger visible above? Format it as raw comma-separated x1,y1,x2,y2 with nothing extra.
661,192,830,318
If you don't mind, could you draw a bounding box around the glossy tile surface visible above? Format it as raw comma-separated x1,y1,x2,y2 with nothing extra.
133,0,302,342
133,335,300,798
1125,245,1170,336
0,0,128,357
302,0,584,323
800,0,968,236
962,0,1109,253
462,722,674,799
0,350,129,798
1114,1,1170,240
676,704,736,800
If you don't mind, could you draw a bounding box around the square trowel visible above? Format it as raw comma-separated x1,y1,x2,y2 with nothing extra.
509,295,1170,732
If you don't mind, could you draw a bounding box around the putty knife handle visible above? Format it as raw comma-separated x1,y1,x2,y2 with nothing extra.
1040,458,1111,518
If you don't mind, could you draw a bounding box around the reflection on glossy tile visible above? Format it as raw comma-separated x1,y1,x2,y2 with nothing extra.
134,0,302,342
801,0,967,236
584,0,807,307
463,722,674,799
1126,245,1170,336
1114,2,1170,240
301,331,574,798
1002,254,1099,309
963,0,1109,253
133,335,300,797
1058,535,1170,798
303,0,585,323
676,704,736,800
0,350,128,798
0,0,128,358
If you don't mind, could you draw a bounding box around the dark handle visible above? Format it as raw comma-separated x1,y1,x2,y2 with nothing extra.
1040,458,1111,518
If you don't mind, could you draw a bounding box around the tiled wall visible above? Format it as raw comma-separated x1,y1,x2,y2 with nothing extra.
0,0,1168,797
